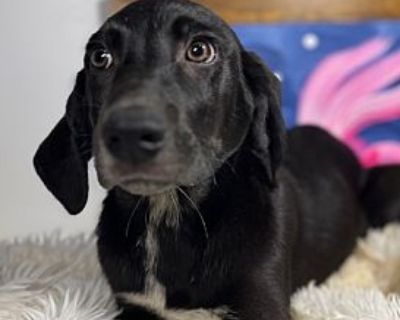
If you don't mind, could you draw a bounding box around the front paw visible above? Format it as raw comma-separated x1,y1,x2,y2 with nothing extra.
116,301,164,320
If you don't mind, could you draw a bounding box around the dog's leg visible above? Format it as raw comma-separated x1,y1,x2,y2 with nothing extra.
227,242,292,320
116,301,164,320
231,285,291,320
116,295,235,320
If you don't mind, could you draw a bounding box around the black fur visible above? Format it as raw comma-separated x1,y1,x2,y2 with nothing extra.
117,298,163,320
33,1,398,319
34,71,92,214
361,165,400,227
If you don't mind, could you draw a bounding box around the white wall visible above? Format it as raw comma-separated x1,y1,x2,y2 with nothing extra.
0,1,109,240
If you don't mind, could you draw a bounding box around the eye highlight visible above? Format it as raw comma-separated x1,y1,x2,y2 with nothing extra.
186,40,216,64
90,49,113,69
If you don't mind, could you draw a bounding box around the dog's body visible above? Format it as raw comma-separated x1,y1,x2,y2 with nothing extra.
97,126,366,319
33,1,398,319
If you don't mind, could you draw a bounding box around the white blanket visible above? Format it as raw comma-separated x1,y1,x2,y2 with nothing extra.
1,225,400,320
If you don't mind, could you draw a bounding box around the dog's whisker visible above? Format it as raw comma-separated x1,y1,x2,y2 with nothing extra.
80,142,92,149
204,159,219,187
125,197,144,238
212,174,218,186
215,156,238,177
78,142,91,151
177,187,209,240
170,192,181,226
225,161,237,176
205,159,219,187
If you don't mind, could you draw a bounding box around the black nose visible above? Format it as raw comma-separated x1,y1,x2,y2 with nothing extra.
103,109,166,163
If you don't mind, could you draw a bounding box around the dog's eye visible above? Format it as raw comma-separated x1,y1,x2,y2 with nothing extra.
186,40,216,64
90,49,113,69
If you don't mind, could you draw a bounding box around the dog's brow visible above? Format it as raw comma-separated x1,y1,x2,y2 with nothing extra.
172,16,217,38
87,25,127,54
86,32,103,48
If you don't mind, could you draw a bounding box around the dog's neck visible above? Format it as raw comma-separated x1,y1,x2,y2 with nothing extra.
147,155,270,237
148,190,181,228
134,146,272,229
109,145,273,236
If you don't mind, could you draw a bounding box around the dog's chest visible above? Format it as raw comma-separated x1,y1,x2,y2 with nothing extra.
115,206,236,319
98,207,216,304
98,190,245,312
141,216,210,308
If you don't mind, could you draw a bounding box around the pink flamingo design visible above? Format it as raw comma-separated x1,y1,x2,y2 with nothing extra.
297,38,400,168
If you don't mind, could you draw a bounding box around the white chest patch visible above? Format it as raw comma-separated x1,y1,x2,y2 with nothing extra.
143,211,166,307
118,191,235,320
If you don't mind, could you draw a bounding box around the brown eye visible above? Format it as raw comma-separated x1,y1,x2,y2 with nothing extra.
90,49,113,69
186,40,216,64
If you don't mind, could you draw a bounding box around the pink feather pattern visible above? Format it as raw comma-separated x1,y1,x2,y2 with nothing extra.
298,38,400,168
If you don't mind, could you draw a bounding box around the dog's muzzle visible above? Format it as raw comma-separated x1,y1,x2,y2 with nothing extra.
102,107,167,164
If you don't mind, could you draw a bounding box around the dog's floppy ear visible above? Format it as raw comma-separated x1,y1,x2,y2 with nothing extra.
34,70,92,215
242,51,286,186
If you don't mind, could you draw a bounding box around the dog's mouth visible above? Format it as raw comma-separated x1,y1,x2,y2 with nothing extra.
94,137,211,196
118,175,175,195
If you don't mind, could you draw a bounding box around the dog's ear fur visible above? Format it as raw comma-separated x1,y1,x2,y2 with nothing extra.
34,71,92,215
242,51,286,186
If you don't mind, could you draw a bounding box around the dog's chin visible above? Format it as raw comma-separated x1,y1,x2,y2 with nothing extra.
118,180,175,196
95,163,177,195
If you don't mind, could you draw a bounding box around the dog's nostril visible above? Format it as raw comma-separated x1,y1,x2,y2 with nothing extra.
139,128,165,154
106,134,124,153
104,131,122,152
109,135,121,144
140,131,165,149
142,133,161,143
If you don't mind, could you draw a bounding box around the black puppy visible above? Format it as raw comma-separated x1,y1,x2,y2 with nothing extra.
34,0,369,319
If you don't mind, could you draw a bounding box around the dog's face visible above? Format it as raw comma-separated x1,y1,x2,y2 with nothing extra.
34,0,284,214
88,0,252,195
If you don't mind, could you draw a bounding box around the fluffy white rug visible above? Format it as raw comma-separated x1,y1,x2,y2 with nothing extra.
1,224,400,320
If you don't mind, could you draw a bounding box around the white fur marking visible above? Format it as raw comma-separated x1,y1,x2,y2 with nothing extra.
137,191,181,311
120,293,235,320
148,190,181,227
143,214,166,306
121,191,234,319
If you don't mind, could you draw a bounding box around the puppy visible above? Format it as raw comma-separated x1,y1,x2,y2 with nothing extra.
34,0,370,319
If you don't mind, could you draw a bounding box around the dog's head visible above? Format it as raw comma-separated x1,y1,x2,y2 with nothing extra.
34,0,285,215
